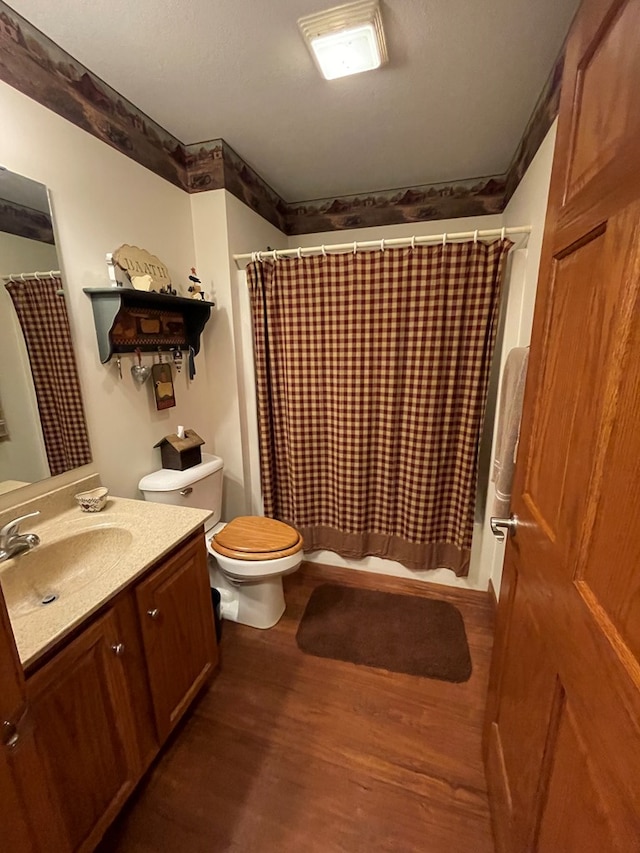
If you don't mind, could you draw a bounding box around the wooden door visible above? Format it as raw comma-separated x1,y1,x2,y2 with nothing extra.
136,533,218,742
27,606,140,853
485,0,640,849
0,585,68,852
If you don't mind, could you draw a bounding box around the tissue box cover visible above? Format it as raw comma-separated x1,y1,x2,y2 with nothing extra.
154,429,204,470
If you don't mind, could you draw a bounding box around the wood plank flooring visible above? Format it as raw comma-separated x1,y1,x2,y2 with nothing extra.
99,563,495,853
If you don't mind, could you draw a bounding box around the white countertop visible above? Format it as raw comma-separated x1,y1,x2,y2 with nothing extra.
0,496,211,668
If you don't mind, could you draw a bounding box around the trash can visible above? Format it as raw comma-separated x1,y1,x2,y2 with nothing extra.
210,588,222,643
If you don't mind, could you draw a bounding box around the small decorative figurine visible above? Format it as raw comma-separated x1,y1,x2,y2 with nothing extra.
159,282,177,295
188,267,205,300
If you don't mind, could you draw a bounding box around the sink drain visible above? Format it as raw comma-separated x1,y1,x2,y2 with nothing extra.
41,593,58,605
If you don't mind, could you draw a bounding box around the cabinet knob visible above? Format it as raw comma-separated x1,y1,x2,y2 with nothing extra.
2,720,19,749
147,608,160,620
111,642,125,656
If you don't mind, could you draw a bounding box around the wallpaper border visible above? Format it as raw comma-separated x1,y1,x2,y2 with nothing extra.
0,3,563,236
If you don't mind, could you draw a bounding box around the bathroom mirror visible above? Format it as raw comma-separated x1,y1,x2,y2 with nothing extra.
0,166,92,497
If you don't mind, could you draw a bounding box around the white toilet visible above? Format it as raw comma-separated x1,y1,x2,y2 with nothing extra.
138,453,303,629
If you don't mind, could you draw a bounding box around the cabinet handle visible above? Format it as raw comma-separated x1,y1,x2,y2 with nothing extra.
147,608,160,620
2,720,19,749
180,487,193,496
111,643,125,656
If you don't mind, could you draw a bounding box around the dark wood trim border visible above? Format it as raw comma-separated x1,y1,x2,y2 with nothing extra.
0,2,563,236
0,198,54,243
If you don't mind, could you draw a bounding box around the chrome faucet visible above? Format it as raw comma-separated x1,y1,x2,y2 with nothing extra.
0,511,41,563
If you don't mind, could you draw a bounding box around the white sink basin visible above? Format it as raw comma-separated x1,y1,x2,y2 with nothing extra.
0,526,133,619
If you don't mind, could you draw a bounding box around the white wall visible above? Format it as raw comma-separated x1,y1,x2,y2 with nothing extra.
480,120,558,596
0,80,215,506
0,231,59,271
191,189,287,519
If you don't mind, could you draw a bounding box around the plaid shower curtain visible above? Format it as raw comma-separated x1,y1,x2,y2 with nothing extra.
247,240,511,576
6,276,91,476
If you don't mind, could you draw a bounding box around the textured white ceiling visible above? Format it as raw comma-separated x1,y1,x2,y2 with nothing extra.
9,0,579,201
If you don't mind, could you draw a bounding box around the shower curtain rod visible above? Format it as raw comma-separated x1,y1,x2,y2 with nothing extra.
233,225,531,267
2,269,61,281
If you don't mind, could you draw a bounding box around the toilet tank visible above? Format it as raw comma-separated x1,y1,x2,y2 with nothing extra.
138,453,224,532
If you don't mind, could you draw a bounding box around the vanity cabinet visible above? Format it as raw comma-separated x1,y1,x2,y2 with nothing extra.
0,589,68,853
26,607,141,852
136,534,218,741
15,529,217,852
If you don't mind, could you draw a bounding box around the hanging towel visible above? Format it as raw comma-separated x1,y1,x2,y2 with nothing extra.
491,347,529,517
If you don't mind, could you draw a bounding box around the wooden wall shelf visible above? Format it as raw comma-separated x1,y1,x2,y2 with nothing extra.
83,288,215,364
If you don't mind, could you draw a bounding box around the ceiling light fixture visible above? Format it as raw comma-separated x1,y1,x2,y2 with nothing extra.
298,1,388,81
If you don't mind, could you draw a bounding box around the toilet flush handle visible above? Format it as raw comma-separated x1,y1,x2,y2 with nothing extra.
180,487,193,497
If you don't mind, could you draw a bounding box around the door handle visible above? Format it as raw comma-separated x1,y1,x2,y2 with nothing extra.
490,515,518,542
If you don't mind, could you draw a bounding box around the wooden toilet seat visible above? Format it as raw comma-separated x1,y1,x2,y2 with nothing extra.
211,516,303,562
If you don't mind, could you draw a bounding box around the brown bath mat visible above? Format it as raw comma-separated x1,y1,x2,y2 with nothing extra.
296,584,472,683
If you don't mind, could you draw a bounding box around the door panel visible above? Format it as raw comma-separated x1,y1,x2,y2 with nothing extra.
577,278,640,655
136,534,217,742
485,0,640,847
496,580,555,811
567,0,640,196
537,702,637,852
0,582,68,852
27,608,140,851
524,228,609,542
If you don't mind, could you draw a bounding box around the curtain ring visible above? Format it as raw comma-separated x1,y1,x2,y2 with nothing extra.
35,271,42,280
473,230,478,244
442,232,447,247
411,236,416,251
20,273,26,280
297,247,302,260
501,227,506,241
321,245,326,257
272,250,278,262
380,238,385,252
353,241,357,255
257,251,263,263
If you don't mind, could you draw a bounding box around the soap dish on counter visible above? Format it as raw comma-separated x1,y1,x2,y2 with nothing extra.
75,487,109,512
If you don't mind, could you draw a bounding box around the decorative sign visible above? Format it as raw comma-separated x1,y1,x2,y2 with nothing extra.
152,362,176,410
111,244,173,292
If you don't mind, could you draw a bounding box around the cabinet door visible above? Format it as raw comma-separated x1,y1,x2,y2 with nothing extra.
26,607,140,853
136,534,218,742
0,588,68,852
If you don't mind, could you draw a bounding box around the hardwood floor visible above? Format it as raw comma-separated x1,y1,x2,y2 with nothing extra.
99,563,495,853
